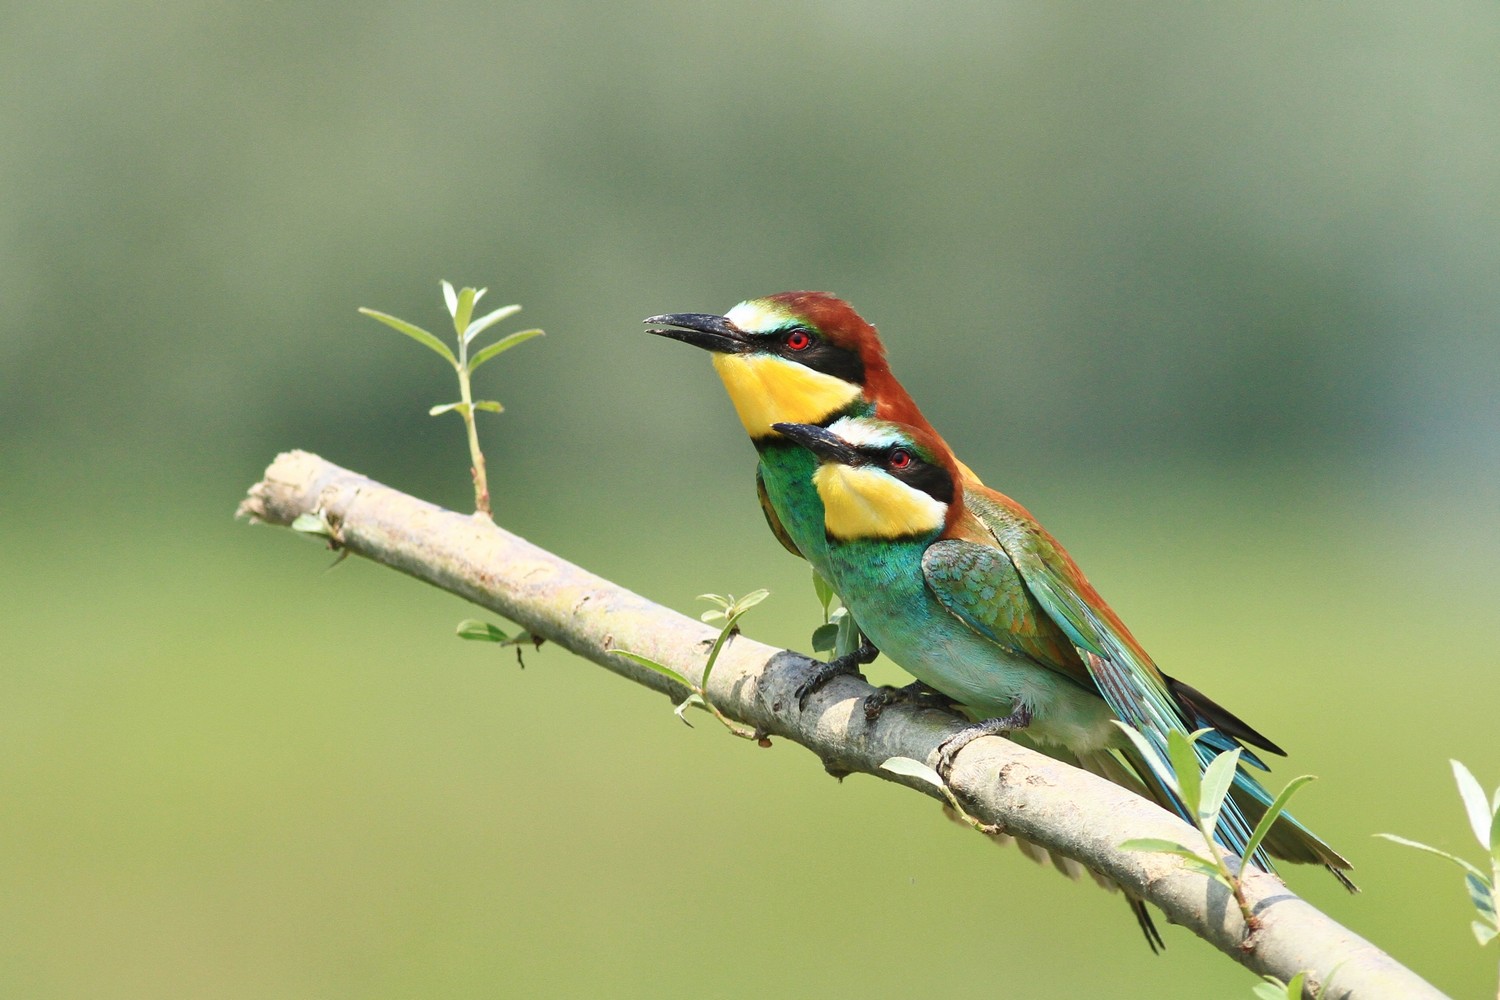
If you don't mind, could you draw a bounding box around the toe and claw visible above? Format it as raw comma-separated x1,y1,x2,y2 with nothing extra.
935,701,1033,779
795,638,879,710
862,680,955,723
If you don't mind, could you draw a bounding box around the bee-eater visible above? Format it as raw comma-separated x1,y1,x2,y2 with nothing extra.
645,293,964,701
772,415,1355,895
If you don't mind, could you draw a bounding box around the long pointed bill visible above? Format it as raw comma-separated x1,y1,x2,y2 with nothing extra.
643,312,751,354
770,422,866,466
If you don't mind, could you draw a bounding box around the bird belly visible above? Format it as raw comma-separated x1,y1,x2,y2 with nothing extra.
827,542,1117,754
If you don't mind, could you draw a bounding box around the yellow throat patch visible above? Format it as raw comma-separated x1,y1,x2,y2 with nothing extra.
711,353,861,438
813,463,946,539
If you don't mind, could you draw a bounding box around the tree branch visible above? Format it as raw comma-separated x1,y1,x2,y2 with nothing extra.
238,450,1444,1000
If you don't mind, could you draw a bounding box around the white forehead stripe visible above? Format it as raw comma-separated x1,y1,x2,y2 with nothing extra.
824,416,909,451
725,300,791,334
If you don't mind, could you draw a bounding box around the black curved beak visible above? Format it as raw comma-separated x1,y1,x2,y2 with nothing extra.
771,422,865,465
643,312,751,354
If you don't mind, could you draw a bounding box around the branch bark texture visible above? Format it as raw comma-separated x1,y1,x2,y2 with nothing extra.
239,450,1444,1000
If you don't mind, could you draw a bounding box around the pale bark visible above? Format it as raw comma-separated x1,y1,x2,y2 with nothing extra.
239,450,1446,1000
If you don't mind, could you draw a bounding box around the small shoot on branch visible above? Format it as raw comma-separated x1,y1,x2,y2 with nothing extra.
456,618,542,667
360,281,543,518
1377,760,1500,963
1117,726,1316,939
613,590,770,743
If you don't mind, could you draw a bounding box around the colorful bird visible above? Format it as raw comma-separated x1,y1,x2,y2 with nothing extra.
770,414,1354,896
645,293,960,702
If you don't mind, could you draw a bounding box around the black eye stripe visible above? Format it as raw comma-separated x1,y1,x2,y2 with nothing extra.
767,327,865,384
861,445,953,506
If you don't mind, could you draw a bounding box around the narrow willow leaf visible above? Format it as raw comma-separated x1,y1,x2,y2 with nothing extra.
833,609,860,660
1375,833,1488,880
1474,921,1498,946
456,619,510,642
453,286,477,336
1451,760,1496,853
429,402,466,417
1466,871,1496,922
359,308,458,366
1197,747,1242,838
1121,837,1198,855
730,588,770,615
290,512,329,536
1167,729,1202,814
1251,981,1286,1000
441,280,458,317
812,571,836,619
1241,774,1316,870
472,400,504,413
697,593,730,609
1112,721,1180,799
610,649,686,685
674,692,705,726
810,623,838,653
463,303,523,346
880,757,945,789
468,328,543,373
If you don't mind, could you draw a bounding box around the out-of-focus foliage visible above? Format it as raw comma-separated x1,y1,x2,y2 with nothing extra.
3,3,1499,997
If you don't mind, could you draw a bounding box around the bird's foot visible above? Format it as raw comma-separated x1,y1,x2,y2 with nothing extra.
795,639,879,711
935,702,1033,779
863,680,955,724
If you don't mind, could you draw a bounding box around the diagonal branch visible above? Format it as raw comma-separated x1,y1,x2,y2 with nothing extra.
238,450,1445,1000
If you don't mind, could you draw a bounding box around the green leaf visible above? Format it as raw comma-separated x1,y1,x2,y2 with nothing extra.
812,570,836,620
674,692,705,726
441,280,458,318
1121,838,1230,887
1121,837,1199,855
728,588,770,615
1166,729,1203,814
1451,760,1497,854
290,512,329,536
880,756,945,789
472,400,504,413
1374,833,1489,880
456,619,510,642
1252,974,1305,1000
611,649,686,685
468,328,544,373
1111,721,1179,800
463,303,523,346
1197,747,1242,839
833,609,860,660
429,402,467,417
1241,774,1316,871
359,307,458,366
696,593,730,610
453,286,478,337
1466,871,1495,923
810,623,839,653
1474,921,1498,946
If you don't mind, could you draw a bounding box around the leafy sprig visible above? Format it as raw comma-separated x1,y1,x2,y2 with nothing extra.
1377,760,1500,953
360,281,542,518
613,591,771,742
1117,726,1315,938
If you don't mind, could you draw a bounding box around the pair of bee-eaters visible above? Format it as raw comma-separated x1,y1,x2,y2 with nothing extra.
645,291,1353,946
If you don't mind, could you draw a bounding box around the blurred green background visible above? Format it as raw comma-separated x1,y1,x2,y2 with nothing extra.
5,3,1498,997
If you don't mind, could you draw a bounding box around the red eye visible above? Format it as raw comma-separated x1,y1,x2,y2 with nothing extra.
784,329,812,351
889,449,912,470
